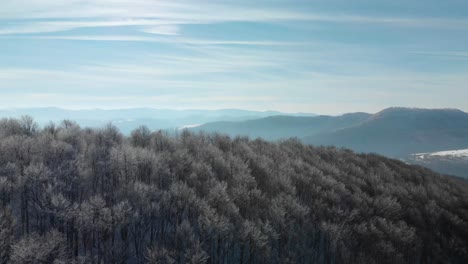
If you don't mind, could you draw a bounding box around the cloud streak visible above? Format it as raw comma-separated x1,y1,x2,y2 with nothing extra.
1,0,467,113
3,35,305,46
1,15,468,35
0,19,185,34
413,51,468,60
1,0,468,36
140,25,180,35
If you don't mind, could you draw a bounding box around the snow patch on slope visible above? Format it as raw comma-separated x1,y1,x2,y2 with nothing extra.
178,123,203,130
413,149,468,159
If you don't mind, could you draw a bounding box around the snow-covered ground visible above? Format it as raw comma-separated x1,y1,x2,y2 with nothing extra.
408,149,468,178
413,149,468,160
177,123,204,130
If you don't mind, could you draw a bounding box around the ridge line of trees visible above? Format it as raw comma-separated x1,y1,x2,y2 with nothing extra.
0,116,467,263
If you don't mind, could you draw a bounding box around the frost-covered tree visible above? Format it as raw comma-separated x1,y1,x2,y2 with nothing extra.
0,207,14,264
0,117,467,263
10,230,67,264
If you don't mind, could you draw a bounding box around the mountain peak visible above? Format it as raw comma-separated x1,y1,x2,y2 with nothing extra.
370,107,466,121
378,107,464,114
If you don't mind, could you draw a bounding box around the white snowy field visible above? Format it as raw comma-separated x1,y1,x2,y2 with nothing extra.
414,149,468,160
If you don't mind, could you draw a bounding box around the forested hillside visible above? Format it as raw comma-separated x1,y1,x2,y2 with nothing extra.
0,117,468,264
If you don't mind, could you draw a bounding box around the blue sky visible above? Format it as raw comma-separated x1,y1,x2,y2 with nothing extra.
0,0,467,114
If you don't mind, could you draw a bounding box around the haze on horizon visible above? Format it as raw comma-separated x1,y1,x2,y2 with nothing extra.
1,0,468,115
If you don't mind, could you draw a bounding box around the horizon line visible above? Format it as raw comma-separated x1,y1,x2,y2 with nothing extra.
0,106,466,116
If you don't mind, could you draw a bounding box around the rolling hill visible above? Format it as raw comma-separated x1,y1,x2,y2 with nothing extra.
305,107,468,157
191,107,468,178
191,112,371,140
193,107,468,158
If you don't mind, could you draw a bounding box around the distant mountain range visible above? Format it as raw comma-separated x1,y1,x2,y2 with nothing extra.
190,107,468,178
194,107,468,155
191,112,371,140
0,107,316,134
2,106,468,177
305,107,468,157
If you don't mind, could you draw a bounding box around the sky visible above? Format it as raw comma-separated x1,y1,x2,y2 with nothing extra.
0,0,467,115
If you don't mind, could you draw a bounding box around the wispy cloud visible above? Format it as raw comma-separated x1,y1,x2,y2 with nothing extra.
412,51,468,60
140,25,180,35
0,19,184,34
1,15,467,36
4,35,304,46
1,0,467,113
1,0,468,36
1,63,467,113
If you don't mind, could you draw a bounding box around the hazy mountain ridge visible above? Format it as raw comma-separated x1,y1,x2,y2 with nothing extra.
192,112,371,140
189,107,468,178
306,107,468,157
3,107,468,178
188,107,468,158
0,107,316,134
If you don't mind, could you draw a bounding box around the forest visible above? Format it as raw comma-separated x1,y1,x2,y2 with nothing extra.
0,116,467,264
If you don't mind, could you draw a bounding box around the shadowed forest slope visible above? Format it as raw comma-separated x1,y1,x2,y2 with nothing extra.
0,117,467,264
305,107,468,157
